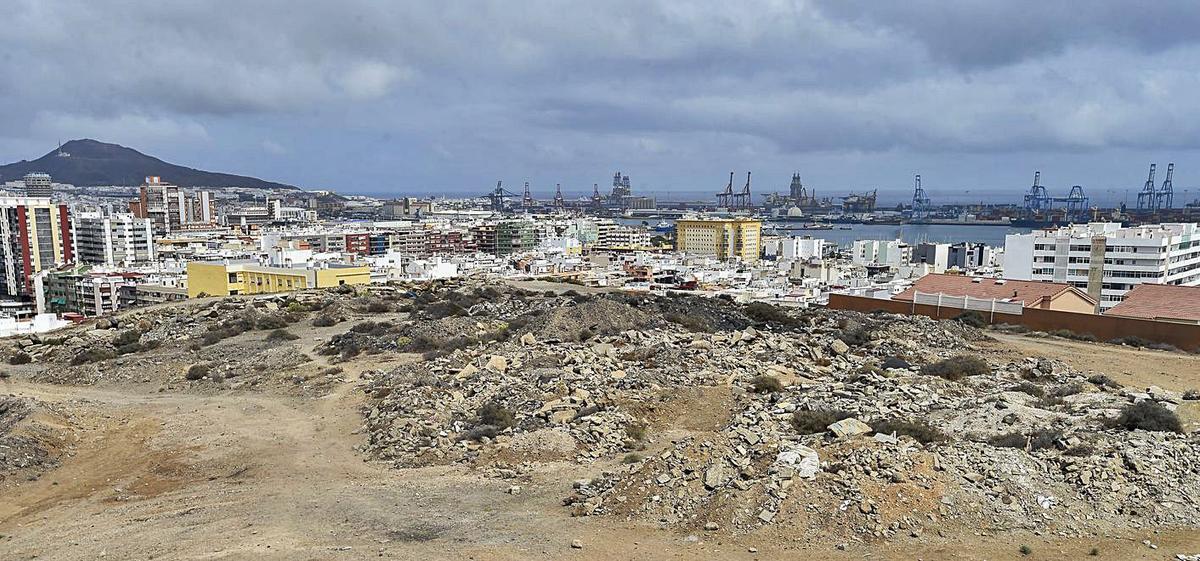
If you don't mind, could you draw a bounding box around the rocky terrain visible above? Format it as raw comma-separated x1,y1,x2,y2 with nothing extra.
0,281,1197,560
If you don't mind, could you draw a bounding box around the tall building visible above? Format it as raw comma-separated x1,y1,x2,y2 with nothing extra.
72,212,156,266
675,218,762,261
130,176,216,235
0,196,74,298
22,173,53,198
1004,222,1200,311
851,239,912,268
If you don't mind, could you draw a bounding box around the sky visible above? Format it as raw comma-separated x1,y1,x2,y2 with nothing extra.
2,1,1200,206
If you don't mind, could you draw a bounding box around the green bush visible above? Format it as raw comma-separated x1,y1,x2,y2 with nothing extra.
921,355,990,381
1111,401,1182,433
989,429,1061,451
1013,381,1045,397
791,409,852,434
255,314,290,330
312,314,340,327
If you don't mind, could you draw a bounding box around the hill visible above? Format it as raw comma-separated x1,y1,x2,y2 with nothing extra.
0,139,298,189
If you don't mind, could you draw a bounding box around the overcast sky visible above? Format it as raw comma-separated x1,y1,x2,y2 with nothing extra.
3,1,1200,204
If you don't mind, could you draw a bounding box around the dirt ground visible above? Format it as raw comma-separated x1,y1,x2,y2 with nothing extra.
1,318,1198,560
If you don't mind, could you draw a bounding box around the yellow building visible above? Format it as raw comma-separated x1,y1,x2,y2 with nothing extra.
186,261,370,298
674,218,762,261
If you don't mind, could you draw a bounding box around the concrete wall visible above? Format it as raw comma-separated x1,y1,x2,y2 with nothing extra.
826,293,1200,352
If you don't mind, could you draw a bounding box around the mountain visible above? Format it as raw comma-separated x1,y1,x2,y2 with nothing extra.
0,139,298,190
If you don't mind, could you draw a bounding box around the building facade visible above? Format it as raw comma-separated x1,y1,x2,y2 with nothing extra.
72,212,156,266
675,218,762,261
1004,222,1200,311
0,196,74,298
186,261,371,297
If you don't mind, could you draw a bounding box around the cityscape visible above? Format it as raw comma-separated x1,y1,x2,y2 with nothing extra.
2,2,1200,561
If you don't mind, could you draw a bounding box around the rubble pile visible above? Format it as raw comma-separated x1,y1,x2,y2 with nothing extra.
349,284,1199,540
0,397,61,481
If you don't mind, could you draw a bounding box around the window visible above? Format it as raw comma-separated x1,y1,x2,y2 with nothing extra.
228,273,237,283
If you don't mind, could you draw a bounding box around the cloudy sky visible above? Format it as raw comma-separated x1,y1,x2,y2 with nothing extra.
3,1,1200,205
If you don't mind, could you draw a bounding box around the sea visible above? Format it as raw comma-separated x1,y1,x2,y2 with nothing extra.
617,219,1029,247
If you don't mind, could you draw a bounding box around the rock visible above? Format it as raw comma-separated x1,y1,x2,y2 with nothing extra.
610,369,626,380
570,539,583,549
507,485,522,495
704,521,719,531
828,417,871,439
485,355,508,373
775,446,820,479
519,332,537,345
830,339,850,355
704,464,728,489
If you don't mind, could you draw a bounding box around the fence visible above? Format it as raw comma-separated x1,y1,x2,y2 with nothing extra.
826,293,1200,353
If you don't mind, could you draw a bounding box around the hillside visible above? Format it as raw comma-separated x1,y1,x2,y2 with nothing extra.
0,139,298,189
0,282,1197,560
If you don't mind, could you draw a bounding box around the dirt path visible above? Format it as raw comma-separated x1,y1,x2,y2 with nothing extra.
983,332,1200,392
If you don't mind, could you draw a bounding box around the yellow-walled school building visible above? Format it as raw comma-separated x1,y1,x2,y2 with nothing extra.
186,261,370,298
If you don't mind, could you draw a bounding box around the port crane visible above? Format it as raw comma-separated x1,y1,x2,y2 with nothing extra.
910,174,931,218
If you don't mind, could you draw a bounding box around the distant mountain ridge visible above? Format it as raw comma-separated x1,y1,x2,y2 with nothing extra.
0,139,298,190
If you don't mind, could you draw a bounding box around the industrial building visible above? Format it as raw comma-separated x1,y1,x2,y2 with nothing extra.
1004,222,1200,311
675,218,761,261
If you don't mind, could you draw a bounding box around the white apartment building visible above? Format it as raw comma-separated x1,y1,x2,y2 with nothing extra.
851,239,912,268
72,212,156,267
1004,222,1200,311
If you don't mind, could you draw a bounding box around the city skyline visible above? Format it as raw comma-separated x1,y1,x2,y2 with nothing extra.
5,2,1200,201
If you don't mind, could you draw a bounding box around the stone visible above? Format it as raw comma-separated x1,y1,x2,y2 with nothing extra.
704,464,728,489
704,522,719,531
830,339,850,355
828,417,871,439
570,540,583,549
485,355,508,373
519,332,537,345
775,446,820,479
610,369,627,380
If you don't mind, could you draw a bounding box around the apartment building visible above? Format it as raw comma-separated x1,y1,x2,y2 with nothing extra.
1004,222,1200,311
130,176,216,235
675,218,761,262
851,239,912,268
72,212,156,266
0,196,74,299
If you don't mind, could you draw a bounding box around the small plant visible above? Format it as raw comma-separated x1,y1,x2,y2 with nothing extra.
625,421,647,442
791,409,852,434
921,355,990,382
1019,544,1032,556
839,324,873,347
1183,389,1200,401
477,402,515,429
319,366,344,376
953,310,987,328
8,352,31,365
185,363,211,381
365,300,392,313
749,375,783,394
743,302,795,325
1064,443,1095,457
1088,374,1121,389
1108,335,1151,348
1111,401,1182,433
880,356,911,370
664,312,712,333
312,314,339,327
265,329,300,342
1089,546,1099,556
69,348,118,366
255,314,290,330
621,453,643,464
870,418,946,444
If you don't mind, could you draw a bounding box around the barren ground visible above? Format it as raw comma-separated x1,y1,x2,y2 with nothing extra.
1,312,1198,560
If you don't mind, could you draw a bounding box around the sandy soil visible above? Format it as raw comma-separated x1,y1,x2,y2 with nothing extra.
0,322,1198,560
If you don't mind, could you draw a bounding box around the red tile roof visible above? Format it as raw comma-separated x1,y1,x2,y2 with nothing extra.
893,274,1095,308
1105,284,1200,323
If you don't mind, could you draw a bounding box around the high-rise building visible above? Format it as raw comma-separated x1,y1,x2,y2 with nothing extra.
0,196,74,298
1004,222,1200,311
71,211,156,266
675,218,762,261
130,176,216,235
22,173,53,198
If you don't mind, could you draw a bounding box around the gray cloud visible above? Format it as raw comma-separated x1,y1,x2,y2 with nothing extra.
2,0,1200,197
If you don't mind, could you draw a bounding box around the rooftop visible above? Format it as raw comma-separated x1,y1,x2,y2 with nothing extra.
893,273,1096,308
1105,284,1200,323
